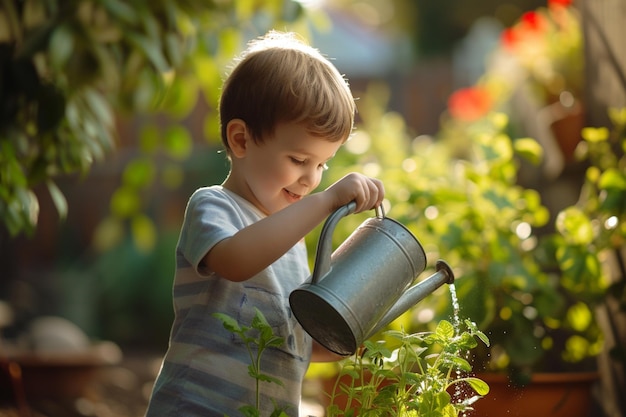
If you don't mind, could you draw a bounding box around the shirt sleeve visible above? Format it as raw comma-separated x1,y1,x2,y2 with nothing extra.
177,188,244,276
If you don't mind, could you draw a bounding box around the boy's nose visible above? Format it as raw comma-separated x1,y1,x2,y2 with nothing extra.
299,167,320,189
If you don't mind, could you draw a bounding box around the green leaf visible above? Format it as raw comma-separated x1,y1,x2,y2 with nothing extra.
608,107,626,127
251,308,270,330
514,137,543,165
218,28,241,58
84,89,114,130
449,356,472,372
131,214,156,253
435,320,455,340
100,0,139,25
256,373,285,386
238,405,260,417
598,168,626,190
126,31,169,72
110,186,141,217
555,207,593,245
600,187,626,212
557,246,602,294
566,302,593,332
163,75,200,119
123,158,155,188
581,127,609,143
461,377,490,396
49,24,75,71
213,313,242,334
163,125,192,160
165,31,184,67
1,0,20,43
17,189,39,230
46,180,67,220
269,409,290,417
91,216,124,252
442,403,458,417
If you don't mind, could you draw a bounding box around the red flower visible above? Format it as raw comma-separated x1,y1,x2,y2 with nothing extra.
500,11,549,52
501,28,520,52
549,0,572,7
519,11,548,33
447,87,492,122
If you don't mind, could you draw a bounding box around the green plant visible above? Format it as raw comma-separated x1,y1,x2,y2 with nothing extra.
214,308,290,417
311,83,554,377
418,1,626,390
545,108,626,303
306,0,622,405
310,80,611,384
214,300,490,417
538,108,626,366
403,113,571,380
326,319,490,417
0,0,308,239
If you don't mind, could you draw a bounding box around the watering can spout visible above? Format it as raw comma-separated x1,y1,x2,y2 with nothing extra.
368,260,455,338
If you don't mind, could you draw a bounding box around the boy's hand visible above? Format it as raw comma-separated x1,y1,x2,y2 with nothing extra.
323,173,385,214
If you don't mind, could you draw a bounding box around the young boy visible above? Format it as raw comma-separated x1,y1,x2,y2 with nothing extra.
145,31,384,417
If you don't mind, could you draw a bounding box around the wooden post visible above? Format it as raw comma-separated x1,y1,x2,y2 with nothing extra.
578,1,626,416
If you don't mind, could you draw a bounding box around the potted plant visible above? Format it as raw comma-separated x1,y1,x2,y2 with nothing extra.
486,0,585,162
424,0,626,413
534,110,626,417
216,309,490,417
325,319,489,417
389,110,607,417
307,82,622,416
306,3,624,414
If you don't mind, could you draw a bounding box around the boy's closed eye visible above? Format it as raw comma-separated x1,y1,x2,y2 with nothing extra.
289,157,329,170
289,156,306,165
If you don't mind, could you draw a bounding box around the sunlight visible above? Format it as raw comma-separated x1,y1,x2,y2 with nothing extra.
295,0,326,9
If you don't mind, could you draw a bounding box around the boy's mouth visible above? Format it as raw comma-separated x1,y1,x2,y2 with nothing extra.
284,189,302,201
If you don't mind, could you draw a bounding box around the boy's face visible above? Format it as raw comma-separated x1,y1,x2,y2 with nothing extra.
232,122,342,215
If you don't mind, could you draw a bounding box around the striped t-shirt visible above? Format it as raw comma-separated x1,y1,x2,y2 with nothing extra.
145,186,312,417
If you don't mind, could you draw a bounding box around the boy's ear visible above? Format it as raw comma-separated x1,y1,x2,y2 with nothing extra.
226,119,249,158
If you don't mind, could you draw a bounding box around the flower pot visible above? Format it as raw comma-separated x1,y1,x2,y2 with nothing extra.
0,341,122,403
469,372,598,417
546,98,585,163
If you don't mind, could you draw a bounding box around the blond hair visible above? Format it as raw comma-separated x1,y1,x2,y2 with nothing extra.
219,31,356,149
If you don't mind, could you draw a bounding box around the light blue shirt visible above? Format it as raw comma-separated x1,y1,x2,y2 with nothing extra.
146,186,312,417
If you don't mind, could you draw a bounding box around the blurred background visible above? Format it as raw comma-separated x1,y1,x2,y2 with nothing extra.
1,0,624,416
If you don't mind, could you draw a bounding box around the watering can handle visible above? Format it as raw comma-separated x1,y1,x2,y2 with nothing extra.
311,201,384,284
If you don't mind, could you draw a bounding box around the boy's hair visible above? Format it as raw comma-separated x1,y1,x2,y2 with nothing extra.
219,31,356,150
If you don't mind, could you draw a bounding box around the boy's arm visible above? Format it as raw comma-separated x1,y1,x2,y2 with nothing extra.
204,173,383,282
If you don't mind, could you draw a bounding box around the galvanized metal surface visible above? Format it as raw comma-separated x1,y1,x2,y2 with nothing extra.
290,202,454,356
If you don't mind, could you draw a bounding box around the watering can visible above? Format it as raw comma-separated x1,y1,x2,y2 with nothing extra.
289,201,455,356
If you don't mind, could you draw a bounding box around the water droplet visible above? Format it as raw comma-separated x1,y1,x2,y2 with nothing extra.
449,282,461,331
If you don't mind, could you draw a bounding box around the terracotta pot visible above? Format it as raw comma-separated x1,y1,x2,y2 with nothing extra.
0,342,121,403
469,372,598,417
546,99,585,163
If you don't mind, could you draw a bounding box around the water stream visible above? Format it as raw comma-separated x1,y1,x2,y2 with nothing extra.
449,282,472,416
449,282,461,331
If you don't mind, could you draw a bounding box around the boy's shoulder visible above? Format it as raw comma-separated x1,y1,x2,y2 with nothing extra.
190,185,226,200
189,185,235,210
188,185,263,218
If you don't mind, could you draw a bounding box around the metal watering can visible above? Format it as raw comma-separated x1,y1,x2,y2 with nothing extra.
289,201,455,356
